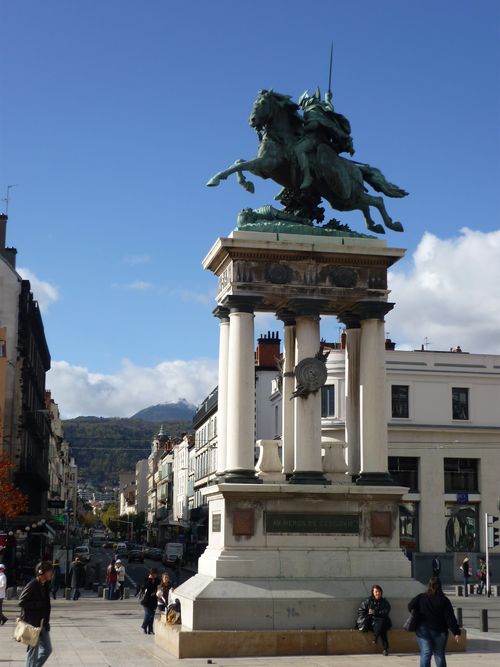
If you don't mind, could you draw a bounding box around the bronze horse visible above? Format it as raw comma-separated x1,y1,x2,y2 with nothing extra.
207,89,408,234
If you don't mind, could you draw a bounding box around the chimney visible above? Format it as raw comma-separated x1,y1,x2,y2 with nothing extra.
0,214,7,249
0,214,17,269
255,331,281,368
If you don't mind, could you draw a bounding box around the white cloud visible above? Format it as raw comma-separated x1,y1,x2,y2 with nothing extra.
17,267,59,313
112,280,154,291
387,228,500,353
122,254,152,265
47,357,218,419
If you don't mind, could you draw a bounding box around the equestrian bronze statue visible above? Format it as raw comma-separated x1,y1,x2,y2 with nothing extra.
207,87,408,235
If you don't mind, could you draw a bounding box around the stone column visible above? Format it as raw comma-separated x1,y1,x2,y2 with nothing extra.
289,303,328,485
353,301,395,485
276,310,295,477
338,313,361,478
213,306,229,477
223,296,261,483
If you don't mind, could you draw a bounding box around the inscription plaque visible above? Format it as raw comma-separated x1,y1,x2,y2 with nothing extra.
212,513,221,533
233,509,255,536
264,512,359,534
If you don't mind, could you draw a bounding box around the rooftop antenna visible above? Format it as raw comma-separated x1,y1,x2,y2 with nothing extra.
2,184,19,215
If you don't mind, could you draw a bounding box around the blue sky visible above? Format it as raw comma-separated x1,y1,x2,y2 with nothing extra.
1,1,499,417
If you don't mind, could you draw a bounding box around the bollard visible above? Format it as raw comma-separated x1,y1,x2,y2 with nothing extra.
6,586,16,600
103,588,108,599
480,609,488,632
97,585,103,597
456,607,463,627
65,588,71,600
456,585,463,597
123,586,130,599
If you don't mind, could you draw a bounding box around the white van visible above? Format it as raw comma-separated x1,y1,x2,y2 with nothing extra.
162,542,184,565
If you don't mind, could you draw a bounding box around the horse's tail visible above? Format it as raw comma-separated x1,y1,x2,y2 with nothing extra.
356,163,408,198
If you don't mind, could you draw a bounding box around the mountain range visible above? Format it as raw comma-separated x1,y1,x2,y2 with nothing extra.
131,399,196,422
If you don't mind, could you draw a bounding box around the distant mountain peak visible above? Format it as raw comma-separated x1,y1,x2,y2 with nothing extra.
131,400,196,422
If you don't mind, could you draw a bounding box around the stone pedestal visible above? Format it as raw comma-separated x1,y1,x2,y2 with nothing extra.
175,482,422,632
176,231,413,651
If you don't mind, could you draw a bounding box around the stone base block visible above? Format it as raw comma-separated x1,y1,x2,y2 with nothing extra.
175,576,423,631
155,623,467,659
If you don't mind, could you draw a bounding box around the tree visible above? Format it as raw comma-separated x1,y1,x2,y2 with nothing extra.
99,503,119,532
78,510,97,530
0,453,28,520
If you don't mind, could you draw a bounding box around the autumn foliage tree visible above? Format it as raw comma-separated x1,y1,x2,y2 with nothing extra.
0,453,28,519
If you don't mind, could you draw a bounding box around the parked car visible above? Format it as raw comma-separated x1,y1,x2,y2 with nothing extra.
147,547,162,561
73,545,91,563
128,549,144,563
162,542,184,565
114,542,128,559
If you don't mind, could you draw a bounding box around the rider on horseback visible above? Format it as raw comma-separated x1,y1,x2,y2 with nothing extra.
294,87,355,192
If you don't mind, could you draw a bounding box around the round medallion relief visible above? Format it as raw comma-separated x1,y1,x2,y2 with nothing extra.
329,267,357,288
267,263,291,284
294,357,328,393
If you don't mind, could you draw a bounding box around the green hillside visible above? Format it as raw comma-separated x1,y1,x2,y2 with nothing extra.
62,417,192,487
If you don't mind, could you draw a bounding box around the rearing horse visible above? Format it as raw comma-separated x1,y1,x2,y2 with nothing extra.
207,89,408,234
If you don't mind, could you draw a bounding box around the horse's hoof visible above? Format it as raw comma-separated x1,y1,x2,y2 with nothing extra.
206,177,220,187
389,222,404,232
369,224,385,234
245,182,255,194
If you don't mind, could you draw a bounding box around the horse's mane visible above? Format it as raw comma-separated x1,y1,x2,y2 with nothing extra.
261,89,302,129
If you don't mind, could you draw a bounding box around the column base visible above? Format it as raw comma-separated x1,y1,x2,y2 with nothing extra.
222,469,263,484
288,471,331,485
355,472,396,486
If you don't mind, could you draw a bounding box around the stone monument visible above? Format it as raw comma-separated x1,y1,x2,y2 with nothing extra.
156,78,433,659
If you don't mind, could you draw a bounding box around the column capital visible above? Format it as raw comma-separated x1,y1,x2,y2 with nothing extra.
213,305,230,322
337,310,361,329
276,308,296,326
351,301,394,321
222,295,263,314
287,298,328,318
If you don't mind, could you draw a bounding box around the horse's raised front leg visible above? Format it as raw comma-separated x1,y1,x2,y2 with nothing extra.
365,194,404,232
207,157,265,189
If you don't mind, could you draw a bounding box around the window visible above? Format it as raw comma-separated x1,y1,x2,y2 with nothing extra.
321,385,335,417
391,385,409,418
388,457,419,492
452,387,469,420
399,502,419,553
445,504,479,552
444,458,478,493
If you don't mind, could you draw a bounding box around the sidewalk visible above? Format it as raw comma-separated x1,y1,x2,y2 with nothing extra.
1,594,499,666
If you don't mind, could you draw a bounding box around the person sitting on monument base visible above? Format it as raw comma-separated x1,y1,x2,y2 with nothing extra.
356,584,392,656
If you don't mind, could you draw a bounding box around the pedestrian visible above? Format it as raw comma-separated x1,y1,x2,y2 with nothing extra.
115,559,126,599
408,576,461,667
431,555,441,577
106,559,118,600
356,584,392,656
18,560,54,667
69,557,85,600
139,568,160,635
156,573,172,613
460,556,470,597
0,563,8,625
477,558,487,595
50,560,61,600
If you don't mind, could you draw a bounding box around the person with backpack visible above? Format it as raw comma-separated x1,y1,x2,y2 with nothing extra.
69,557,86,601
105,559,118,600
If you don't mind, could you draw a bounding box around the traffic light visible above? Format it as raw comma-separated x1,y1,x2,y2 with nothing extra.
487,515,499,548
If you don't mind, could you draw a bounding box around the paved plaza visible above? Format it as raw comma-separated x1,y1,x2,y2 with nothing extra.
0,593,500,666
